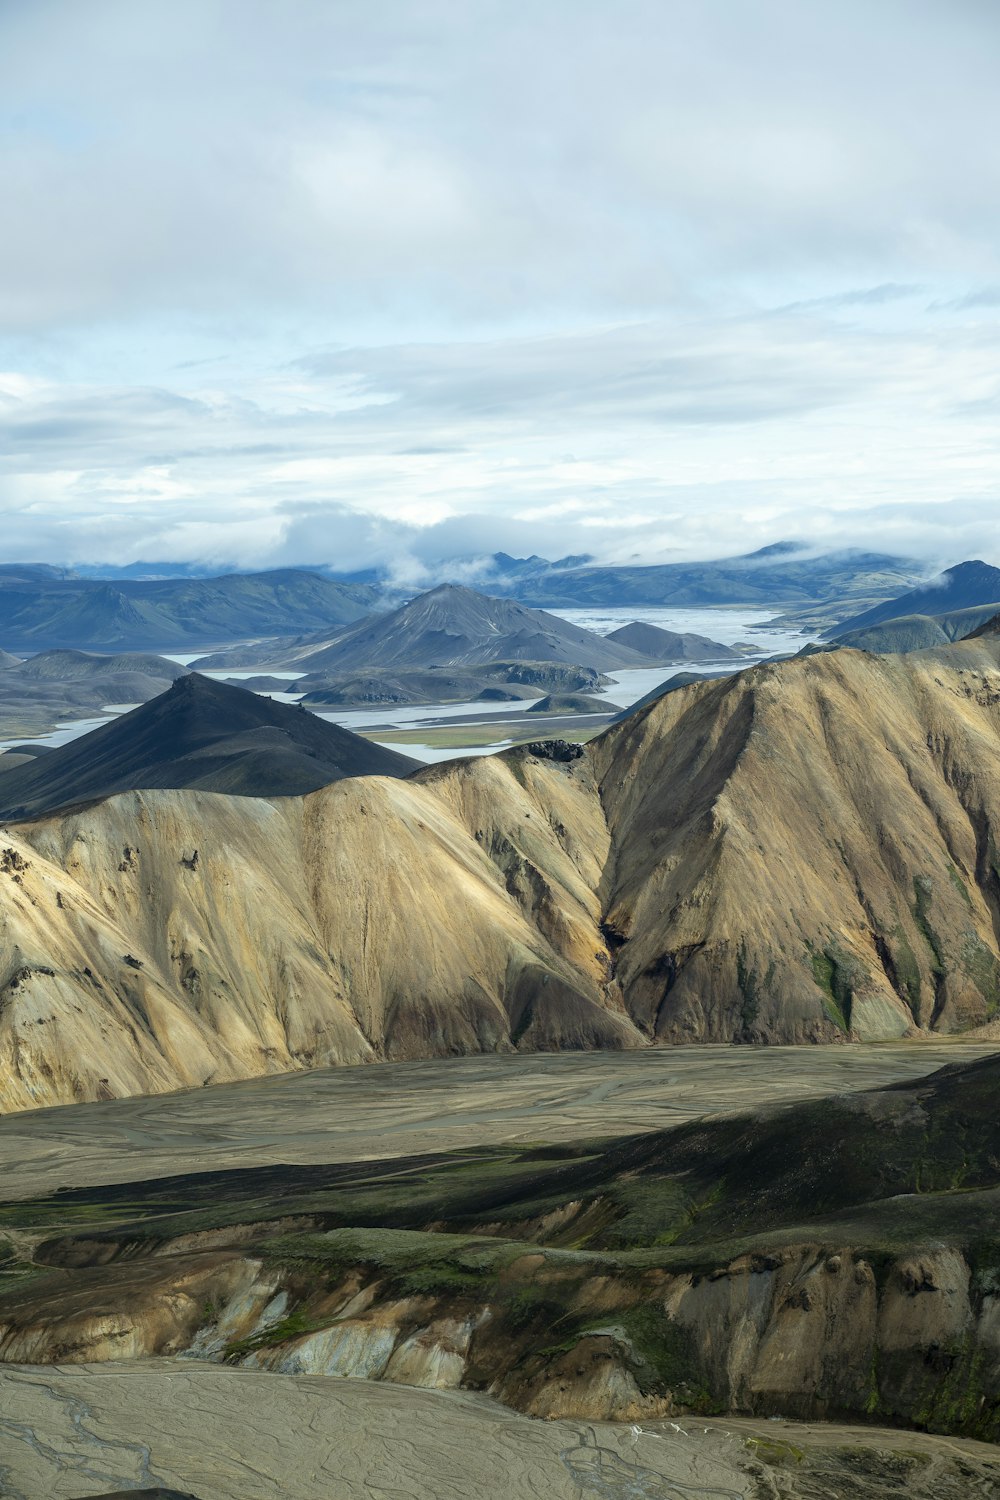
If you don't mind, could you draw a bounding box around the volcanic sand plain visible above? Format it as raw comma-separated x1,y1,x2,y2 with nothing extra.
3,1359,1000,1500
2,1042,997,1201
5,1045,1000,1497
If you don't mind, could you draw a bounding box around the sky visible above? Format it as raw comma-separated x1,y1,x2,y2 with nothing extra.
1,0,999,579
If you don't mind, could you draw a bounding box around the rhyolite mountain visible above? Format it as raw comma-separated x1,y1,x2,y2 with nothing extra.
261,584,650,673
826,559,1000,639
0,675,415,820
0,568,377,651
7,638,1000,1108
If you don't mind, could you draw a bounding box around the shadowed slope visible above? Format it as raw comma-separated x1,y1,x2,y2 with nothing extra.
0,675,416,819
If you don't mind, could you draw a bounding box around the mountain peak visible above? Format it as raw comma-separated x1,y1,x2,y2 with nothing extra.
0,676,416,820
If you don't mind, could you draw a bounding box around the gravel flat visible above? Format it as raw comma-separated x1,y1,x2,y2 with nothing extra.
3,1360,1000,1500
1,1041,995,1201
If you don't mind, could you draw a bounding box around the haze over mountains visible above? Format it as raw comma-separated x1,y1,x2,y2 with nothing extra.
328,543,922,614
0,545,928,658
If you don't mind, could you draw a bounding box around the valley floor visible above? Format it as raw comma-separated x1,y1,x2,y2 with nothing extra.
3,1359,1000,1499
6,1042,1000,1500
2,1041,995,1201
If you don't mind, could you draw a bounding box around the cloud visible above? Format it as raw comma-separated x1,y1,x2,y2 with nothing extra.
1,303,999,571
2,1,999,333
0,2,998,572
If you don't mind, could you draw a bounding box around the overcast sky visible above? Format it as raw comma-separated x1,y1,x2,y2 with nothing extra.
1,0,998,576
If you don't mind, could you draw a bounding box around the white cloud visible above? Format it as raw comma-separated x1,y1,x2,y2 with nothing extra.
0,1,998,570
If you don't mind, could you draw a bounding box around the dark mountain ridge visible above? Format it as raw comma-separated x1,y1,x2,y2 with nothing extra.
504,546,921,608
0,675,415,820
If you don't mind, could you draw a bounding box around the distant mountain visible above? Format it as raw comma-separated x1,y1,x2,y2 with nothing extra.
297,661,610,707
525,693,608,714
0,569,379,651
73,561,236,580
502,546,921,609
0,649,190,741
0,675,415,820
485,550,591,580
282,585,648,674
14,649,188,681
830,603,1000,654
324,551,592,588
826,560,1000,639
605,621,744,662
965,612,1000,640
0,564,73,583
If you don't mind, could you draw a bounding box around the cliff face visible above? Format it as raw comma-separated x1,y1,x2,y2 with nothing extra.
6,641,1000,1110
3,1237,997,1441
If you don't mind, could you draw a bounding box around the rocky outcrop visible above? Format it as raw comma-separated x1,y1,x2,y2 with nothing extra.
7,1240,1000,1439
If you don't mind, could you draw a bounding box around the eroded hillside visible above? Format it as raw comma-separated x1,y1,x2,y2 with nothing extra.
5,642,1000,1109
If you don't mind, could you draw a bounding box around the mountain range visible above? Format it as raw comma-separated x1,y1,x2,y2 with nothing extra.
324,544,922,612
500,544,922,609
194,585,747,678
0,547,929,658
0,568,376,651
218,586,640,673
6,633,1000,1109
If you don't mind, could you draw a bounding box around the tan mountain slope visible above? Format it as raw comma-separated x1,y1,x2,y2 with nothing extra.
0,756,634,1111
590,641,1000,1042
5,642,1000,1109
